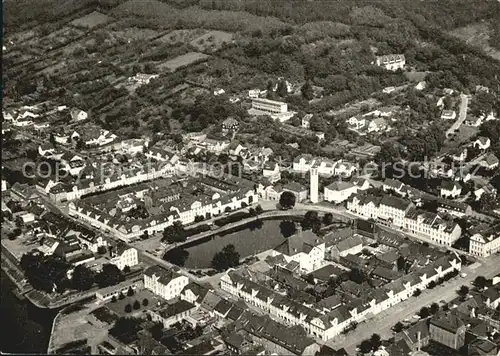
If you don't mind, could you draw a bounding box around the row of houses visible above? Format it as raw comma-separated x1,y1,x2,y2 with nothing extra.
68,177,259,242
347,193,462,246
220,255,461,342
139,264,324,355
292,154,357,177
42,161,176,202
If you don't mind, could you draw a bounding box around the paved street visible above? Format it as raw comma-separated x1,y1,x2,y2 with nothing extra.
446,93,469,138
326,254,500,354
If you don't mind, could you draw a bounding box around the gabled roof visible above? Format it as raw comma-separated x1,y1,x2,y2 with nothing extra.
335,235,363,253
181,282,210,302
144,265,180,285
398,319,430,345
441,180,461,191
384,178,404,190
274,230,322,256
326,181,355,192
282,181,307,193
430,312,465,333
380,195,413,211
214,298,233,316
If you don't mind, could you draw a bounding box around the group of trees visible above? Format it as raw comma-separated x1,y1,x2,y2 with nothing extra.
162,221,187,244
20,252,70,293
211,244,240,271
20,251,127,293
358,334,382,354
279,191,296,209
300,211,334,233
122,298,149,313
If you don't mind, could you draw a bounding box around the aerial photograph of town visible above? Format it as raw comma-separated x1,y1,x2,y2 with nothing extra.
1,0,500,355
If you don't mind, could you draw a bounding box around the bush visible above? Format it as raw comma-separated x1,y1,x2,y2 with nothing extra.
118,293,125,300
127,287,134,296
413,289,422,297
142,298,149,306
124,304,132,313
133,300,140,310
123,265,131,273
111,296,117,303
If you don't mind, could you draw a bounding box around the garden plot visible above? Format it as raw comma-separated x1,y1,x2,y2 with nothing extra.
157,52,210,72
154,29,206,44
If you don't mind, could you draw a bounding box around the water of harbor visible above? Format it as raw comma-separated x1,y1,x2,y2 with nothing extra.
0,271,58,354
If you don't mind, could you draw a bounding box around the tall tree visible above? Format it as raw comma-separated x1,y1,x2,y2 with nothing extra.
279,191,296,209
71,265,95,291
301,81,314,100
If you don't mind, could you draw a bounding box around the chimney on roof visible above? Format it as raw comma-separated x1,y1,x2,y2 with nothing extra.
417,331,421,351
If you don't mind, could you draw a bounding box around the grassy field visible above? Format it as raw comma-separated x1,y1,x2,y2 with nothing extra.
158,52,210,72
70,11,112,29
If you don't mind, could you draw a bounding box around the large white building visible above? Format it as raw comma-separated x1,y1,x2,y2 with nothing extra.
404,209,462,246
374,54,406,71
271,228,325,273
469,227,500,257
251,98,288,114
347,194,462,245
144,265,189,301
108,245,139,270
324,181,358,204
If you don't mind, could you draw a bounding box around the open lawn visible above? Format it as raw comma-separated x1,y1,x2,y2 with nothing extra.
189,30,234,52
70,11,112,29
106,289,158,318
158,52,210,72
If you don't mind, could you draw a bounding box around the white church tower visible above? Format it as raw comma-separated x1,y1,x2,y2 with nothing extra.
310,168,319,203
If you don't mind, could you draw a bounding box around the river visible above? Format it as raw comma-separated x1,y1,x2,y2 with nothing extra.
0,271,58,354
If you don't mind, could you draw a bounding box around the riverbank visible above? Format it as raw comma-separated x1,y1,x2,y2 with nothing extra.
0,271,58,354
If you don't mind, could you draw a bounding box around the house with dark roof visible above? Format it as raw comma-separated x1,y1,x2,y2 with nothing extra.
437,198,472,218
200,290,222,315
307,264,345,284
282,182,308,202
329,235,363,261
395,319,430,351
147,300,196,328
440,180,462,198
371,266,401,283
181,282,210,307
479,153,499,170
429,312,466,350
